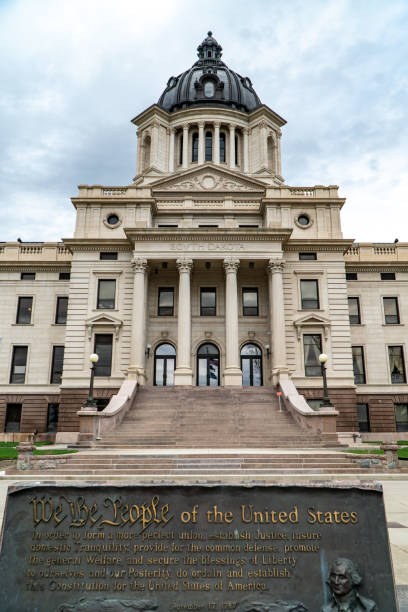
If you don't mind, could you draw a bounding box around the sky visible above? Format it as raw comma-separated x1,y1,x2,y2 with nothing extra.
0,0,407,243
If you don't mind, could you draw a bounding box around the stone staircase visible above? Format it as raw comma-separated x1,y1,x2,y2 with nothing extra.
95,386,325,449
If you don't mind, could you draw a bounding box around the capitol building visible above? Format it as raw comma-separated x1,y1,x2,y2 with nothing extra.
1,32,407,442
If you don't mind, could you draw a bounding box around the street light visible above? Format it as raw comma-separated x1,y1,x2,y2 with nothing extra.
318,353,333,407
84,353,99,409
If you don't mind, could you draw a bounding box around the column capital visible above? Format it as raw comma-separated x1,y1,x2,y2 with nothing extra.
131,257,148,273
176,257,193,273
268,258,285,274
214,121,221,128
182,123,189,131
198,120,205,128
223,256,240,274
229,124,236,133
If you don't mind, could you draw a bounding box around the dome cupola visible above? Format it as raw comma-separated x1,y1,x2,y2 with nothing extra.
158,32,262,114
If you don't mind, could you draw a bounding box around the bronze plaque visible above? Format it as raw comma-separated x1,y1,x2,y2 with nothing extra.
0,483,397,611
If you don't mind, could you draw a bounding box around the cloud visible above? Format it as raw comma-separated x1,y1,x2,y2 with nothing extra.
0,0,407,242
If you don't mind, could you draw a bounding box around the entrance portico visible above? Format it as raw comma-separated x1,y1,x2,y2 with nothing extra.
126,229,290,387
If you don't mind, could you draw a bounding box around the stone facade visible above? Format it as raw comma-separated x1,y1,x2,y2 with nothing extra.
1,34,407,439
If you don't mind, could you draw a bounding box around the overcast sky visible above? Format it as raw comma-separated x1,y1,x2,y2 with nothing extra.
1,0,407,243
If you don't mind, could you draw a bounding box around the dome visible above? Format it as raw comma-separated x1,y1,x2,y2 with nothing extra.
158,32,262,114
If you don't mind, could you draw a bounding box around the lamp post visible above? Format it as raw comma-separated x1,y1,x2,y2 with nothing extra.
318,353,333,407
84,353,99,409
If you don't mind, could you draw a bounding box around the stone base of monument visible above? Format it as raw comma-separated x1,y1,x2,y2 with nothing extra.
0,482,398,611
16,441,34,470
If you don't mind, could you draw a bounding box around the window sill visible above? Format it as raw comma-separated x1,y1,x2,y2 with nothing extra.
298,309,324,312
93,308,119,312
12,323,34,326
383,323,404,327
52,323,67,326
350,323,365,326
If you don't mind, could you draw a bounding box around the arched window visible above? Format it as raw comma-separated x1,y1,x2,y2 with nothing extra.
197,343,219,386
178,134,183,165
220,132,226,163
205,131,213,161
204,81,215,97
154,343,176,386
192,133,198,162
143,135,151,171
267,135,276,172
240,343,263,386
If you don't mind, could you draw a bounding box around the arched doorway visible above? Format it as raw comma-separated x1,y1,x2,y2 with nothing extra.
197,343,220,386
154,343,176,386
241,343,263,386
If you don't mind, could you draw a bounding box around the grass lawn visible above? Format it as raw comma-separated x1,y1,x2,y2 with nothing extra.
346,448,408,459
0,447,77,460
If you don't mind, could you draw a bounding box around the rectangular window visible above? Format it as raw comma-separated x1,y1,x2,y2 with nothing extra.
300,279,319,309
59,272,70,280
97,279,116,309
16,297,33,324
158,224,178,228
55,297,68,324
388,346,406,383
384,297,400,324
94,334,113,376
299,252,317,260
395,403,408,432
242,288,259,316
381,272,395,280
100,252,118,260
47,403,59,432
199,224,218,228
50,346,64,384
303,334,322,377
200,288,216,316
348,297,361,325
10,346,28,384
239,225,259,228
158,288,174,316
20,272,35,280
346,272,358,280
5,403,22,433
357,403,370,432
352,346,366,384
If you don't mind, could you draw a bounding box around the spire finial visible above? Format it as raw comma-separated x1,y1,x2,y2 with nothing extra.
207,31,213,36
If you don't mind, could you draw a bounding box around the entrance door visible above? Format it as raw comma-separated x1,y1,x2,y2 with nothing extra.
241,343,263,386
197,343,220,386
154,343,176,386
5,403,22,433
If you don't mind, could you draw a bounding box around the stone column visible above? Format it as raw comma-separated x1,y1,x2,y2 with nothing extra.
136,129,142,175
182,123,189,170
243,128,249,173
260,122,268,168
229,125,236,169
214,122,220,165
151,121,159,168
223,257,242,386
169,127,175,173
198,121,205,165
268,258,288,384
277,132,282,176
174,257,193,385
128,257,148,383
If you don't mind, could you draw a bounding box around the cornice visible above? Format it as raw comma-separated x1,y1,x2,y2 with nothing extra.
124,228,292,243
261,198,346,209
62,239,132,253
0,264,71,272
284,239,354,253
346,264,408,272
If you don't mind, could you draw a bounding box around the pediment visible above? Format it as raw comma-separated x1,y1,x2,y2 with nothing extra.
150,165,266,194
85,313,123,339
293,313,331,340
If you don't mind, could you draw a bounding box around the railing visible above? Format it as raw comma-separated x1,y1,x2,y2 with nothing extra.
289,187,314,197
279,379,339,444
373,246,396,255
346,246,360,256
102,188,127,196
20,246,43,254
